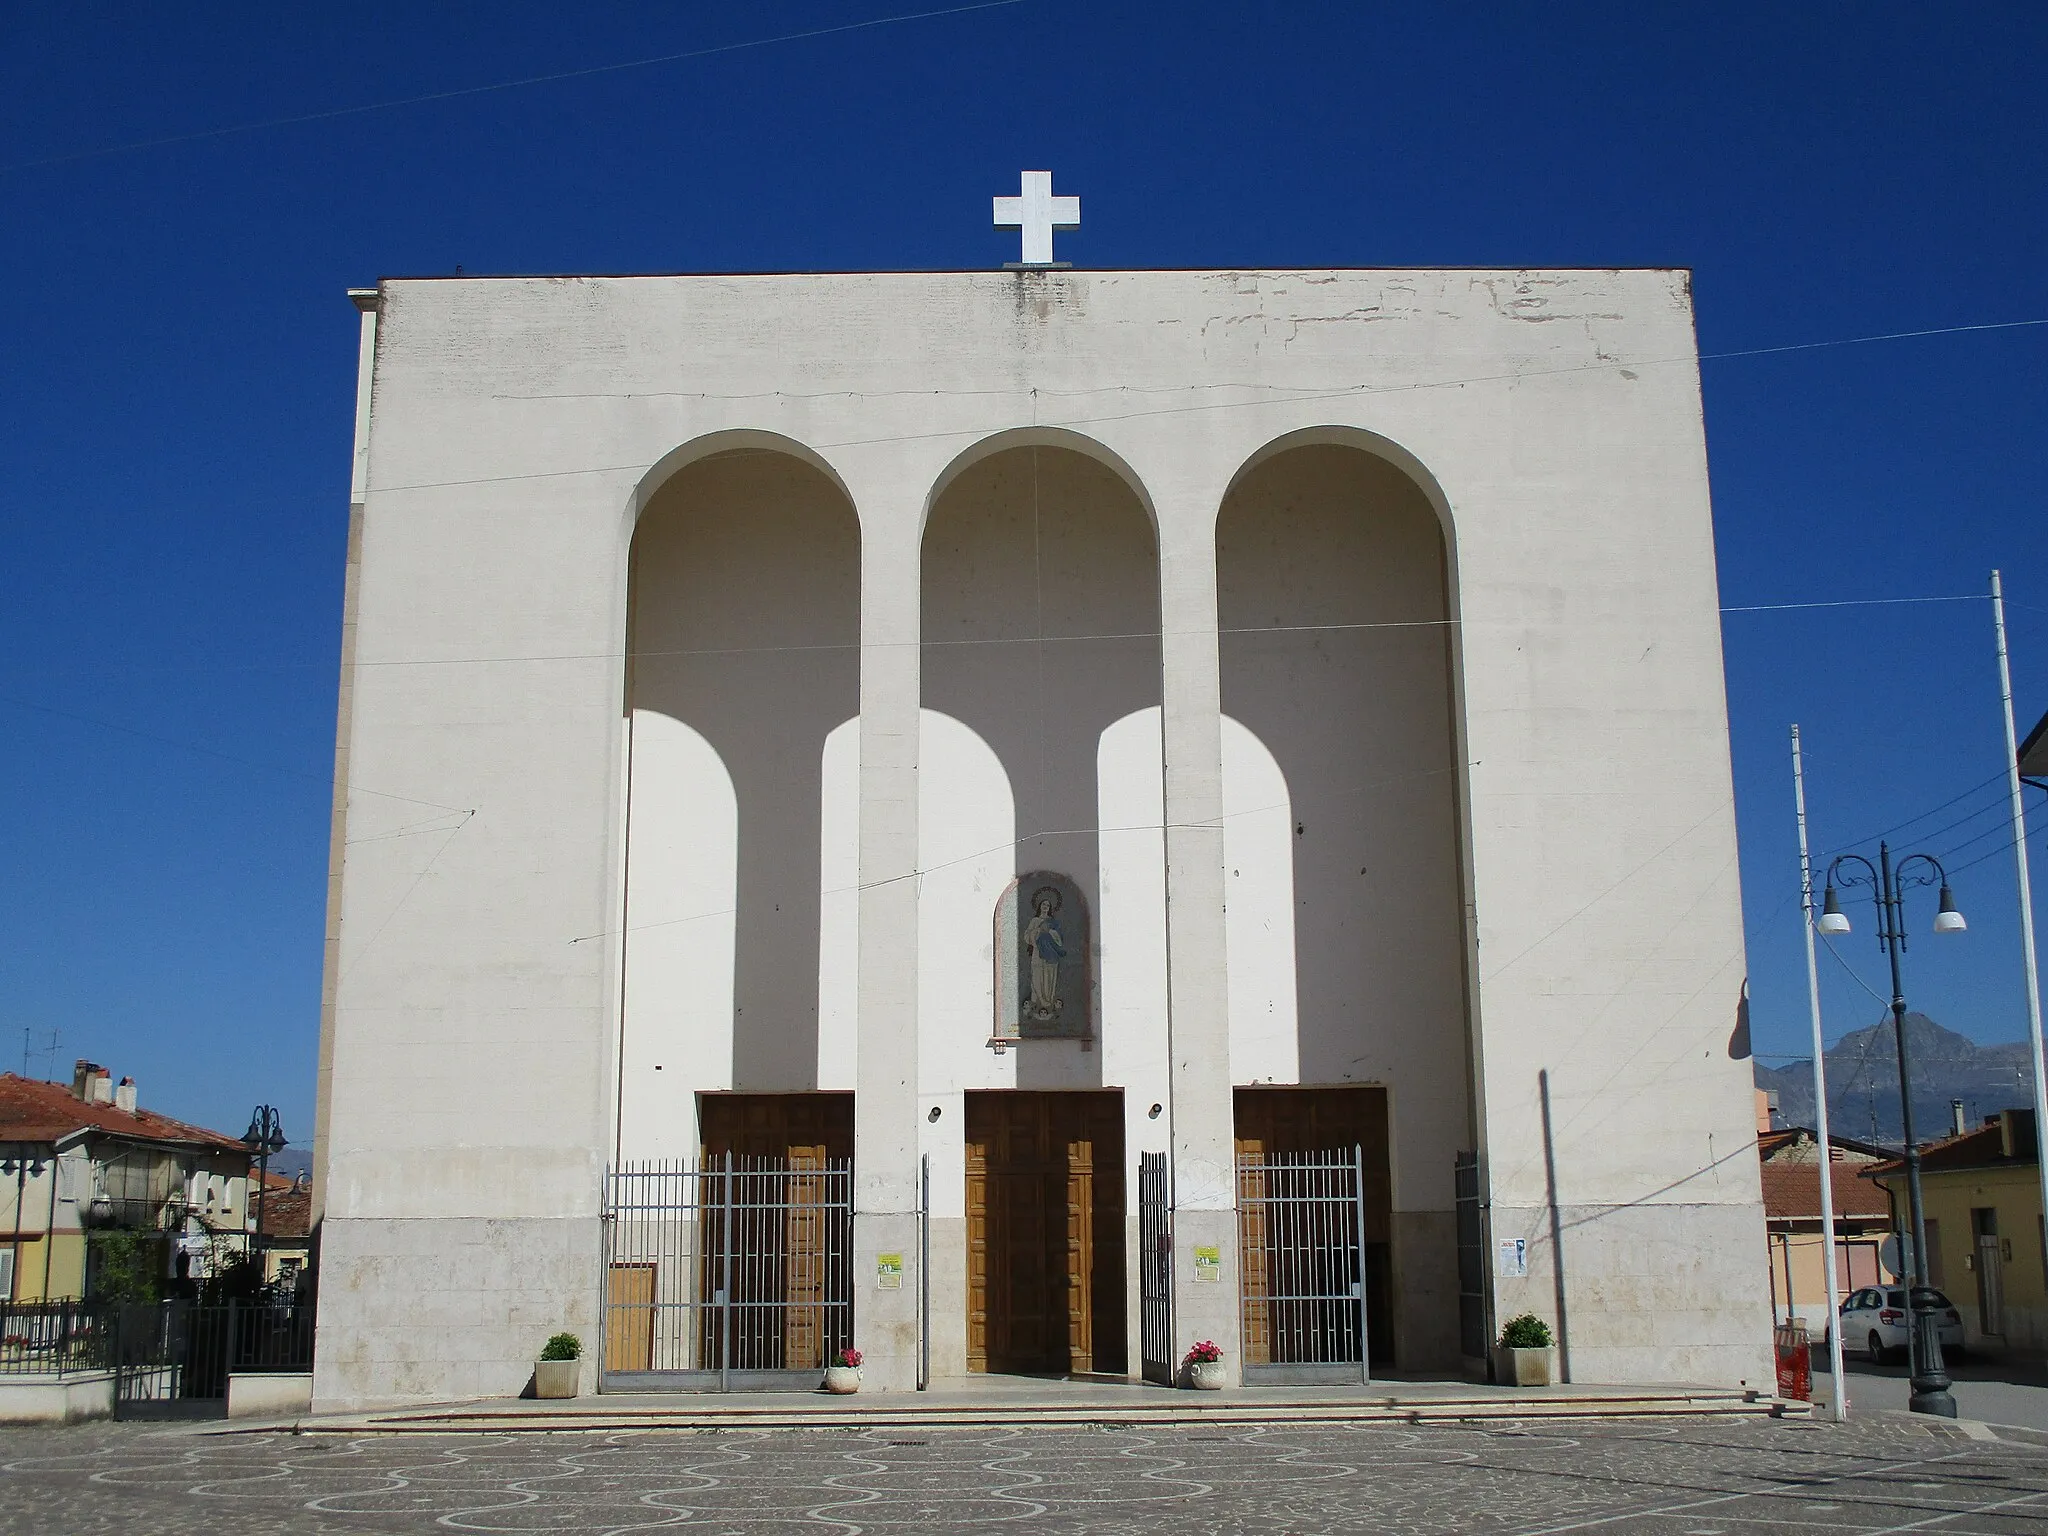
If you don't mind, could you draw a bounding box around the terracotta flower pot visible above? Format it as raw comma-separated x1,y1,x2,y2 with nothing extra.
534,1359,580,1399
1185,1359,1227,1390
823,1365,862,1394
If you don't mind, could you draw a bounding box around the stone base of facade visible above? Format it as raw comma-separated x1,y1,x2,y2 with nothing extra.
313,1215,601,1412
1488,1200,1773,1389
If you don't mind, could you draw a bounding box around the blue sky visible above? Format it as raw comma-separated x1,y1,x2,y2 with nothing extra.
2,2,2045,1144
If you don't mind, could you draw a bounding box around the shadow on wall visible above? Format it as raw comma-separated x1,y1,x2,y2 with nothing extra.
1216,442,1468,1096
922,444,1160,1090
630,449,860,1092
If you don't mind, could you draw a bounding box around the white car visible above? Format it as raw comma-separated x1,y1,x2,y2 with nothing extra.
1835,1286,1965,1363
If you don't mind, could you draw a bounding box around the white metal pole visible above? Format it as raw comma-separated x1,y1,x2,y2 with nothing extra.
1793,724,1848,1420
1990,571,2048,1272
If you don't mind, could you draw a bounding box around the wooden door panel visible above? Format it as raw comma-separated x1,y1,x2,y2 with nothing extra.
695,1094,853,1370
965,1092,1125,1375
605,1263,655,1372
1234,1086,1393,1367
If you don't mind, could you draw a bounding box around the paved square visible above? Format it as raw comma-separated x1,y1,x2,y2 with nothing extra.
2,1415,2044,1535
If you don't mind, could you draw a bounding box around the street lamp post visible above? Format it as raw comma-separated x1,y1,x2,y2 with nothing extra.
1818,841,1966,1418
240,1106,287,1266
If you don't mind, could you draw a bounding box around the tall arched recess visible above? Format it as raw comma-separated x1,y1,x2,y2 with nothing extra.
618,443,860,1162
920,436,1163,1380
1216,435,1472,1373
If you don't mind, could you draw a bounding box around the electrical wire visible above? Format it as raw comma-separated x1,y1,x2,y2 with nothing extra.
0,3,1027,175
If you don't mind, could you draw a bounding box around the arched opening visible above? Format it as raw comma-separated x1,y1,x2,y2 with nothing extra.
619,445,861,1159
1217,438,1471,1371
922,440,1159,1376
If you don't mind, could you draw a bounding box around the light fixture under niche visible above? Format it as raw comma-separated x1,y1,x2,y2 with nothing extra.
1147,1103,1162,1120
927,1106,942,1122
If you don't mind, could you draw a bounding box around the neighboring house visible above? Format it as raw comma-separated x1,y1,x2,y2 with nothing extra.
1868,1108,2046,1355
255,1172,313,1290
1758,1120,1898,1335
0,1063,253,1301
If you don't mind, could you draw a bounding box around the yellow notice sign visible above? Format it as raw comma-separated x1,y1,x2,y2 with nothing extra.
1192,1245,1222,1282
876,1253,904,1290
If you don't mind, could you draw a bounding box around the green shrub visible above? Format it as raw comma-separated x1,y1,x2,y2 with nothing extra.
539,1332,581,1361
1499,1313,1553,1349
86,1231,164,1305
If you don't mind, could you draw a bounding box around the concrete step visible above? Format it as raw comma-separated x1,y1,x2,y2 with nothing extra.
293,1388,1812,1435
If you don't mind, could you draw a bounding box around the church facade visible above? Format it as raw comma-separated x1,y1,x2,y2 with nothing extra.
311,265,1770,1408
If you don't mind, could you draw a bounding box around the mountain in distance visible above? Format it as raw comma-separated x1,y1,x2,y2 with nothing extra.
266,1147,314,1181
1755,1012,2037,1147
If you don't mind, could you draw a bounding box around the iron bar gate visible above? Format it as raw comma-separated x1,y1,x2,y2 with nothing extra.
601,1155,852,1391
1454,1150,1488,1361
917,1153,930,1391
1236,1145,1369,1384
1139,1151,1173,1385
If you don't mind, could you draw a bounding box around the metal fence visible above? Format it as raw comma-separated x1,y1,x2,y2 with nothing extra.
0,1299,314,1415
602,1156,853,1391
0,1300,111,1375
1236,1145,1370,1384
112,1300,317,1415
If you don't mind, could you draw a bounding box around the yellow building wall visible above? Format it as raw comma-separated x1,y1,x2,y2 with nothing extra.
1767,1233,1895,1331
1918,1167,2047,1354
4,1233,86,1301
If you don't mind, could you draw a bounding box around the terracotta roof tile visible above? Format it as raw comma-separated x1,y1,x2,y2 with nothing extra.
258,1188,311,1239
1759,1159,1891,1221
0,1073,247,1154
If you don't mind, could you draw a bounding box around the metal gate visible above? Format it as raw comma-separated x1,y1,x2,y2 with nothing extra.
1139,1151,1173,1385
112,1300,315,1417
601,1155,853,1391
1236,1145,1369,1384
1454,1150,1487,1360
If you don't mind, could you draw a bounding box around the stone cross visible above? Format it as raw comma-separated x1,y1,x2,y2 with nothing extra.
992,171,1080,267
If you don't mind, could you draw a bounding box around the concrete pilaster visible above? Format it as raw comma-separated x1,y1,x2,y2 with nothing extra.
853,514,922,1390
1156,499,1241,1376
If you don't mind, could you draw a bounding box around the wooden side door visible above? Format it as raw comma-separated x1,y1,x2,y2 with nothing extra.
605,1263,656,1372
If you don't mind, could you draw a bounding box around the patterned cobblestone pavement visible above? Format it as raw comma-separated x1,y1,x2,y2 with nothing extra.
1,1414,2044,1535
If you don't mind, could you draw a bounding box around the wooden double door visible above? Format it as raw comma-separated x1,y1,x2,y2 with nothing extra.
966,1091,1127,1375
698,1093,853,1372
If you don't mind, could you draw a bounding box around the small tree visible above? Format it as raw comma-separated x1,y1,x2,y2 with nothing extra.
539,1332,581,1361
1498,1313,1553,1349
86,1230,165,1305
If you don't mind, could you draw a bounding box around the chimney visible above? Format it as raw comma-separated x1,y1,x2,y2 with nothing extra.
1951,1098,1967,1137
114,1076,136,1114
72,1059,98,1100
91,1069,113,1105
2001,1110,2018,1159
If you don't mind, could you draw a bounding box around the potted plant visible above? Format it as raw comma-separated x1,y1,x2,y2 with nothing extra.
823,1346,863,1394
1496,1314,1553,1386
1182,1340,1226,1390
535,1332,581,1399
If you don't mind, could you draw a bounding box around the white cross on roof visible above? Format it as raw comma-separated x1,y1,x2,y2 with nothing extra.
992,170,1080,267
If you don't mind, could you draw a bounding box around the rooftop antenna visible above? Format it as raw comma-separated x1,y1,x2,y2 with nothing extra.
20,1026,58,1080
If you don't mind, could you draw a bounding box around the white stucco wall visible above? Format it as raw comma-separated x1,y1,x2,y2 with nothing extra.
316,267,1768,1407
